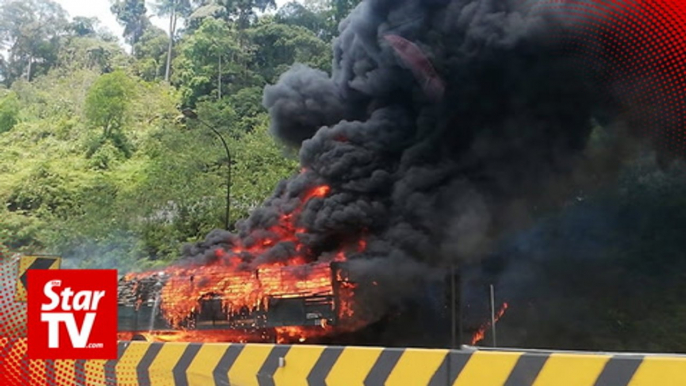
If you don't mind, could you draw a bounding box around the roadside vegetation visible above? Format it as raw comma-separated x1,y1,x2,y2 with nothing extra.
0,0,361,270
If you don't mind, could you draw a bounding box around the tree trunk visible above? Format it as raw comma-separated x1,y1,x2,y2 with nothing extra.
26,56,33,82
218,53,222,100
164,0,177,82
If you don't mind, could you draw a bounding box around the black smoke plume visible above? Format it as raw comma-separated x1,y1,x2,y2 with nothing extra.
184,0,665,343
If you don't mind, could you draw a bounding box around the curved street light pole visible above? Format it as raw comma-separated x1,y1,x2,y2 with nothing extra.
181,109,231,231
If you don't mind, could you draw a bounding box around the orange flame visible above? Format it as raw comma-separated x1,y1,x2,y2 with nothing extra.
470,302,509,345
274,326,334,344
122,184,370,343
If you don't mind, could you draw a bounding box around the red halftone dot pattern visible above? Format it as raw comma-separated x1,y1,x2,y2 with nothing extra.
521,0,686,154
113,342,157,385
0,338,100,386
0,256,29,385
0,255,28,340
28,355,47,385
83,359,110,385
2,338,30,386
52,359,76,385
0,339,137,385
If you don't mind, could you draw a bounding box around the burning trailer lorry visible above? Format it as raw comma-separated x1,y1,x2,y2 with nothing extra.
116,259,460,346
117,260,369,344
113,179,480,347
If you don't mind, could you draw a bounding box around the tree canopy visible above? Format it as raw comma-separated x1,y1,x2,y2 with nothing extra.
0,0,346,269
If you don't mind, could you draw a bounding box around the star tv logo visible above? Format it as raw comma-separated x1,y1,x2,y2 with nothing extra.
27,269,118,360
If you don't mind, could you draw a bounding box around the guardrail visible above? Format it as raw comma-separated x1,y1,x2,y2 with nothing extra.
3,338,686,385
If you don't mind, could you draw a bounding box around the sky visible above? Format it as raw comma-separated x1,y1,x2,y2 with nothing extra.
54,0,296,41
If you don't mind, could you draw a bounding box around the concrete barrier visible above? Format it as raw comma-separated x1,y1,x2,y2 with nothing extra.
2,338,686,385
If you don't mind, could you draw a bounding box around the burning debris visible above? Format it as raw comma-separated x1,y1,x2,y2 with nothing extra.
117,260,372,341
470,302,509,345
118,273,167,306
122,0,666,344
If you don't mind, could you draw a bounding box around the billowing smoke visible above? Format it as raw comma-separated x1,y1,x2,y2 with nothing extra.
182,0,666,341
257,1,609,261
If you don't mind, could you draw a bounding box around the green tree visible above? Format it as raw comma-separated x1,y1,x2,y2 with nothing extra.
0,56,7,85
229,0,277,28
69,16,99,37
0,92,20,133
57,35,128,74
0,228,10,258
230,121,299,218
133,26,170,80
331,0,361,25
188,0,276,30
248,16,332,82
84,70,134,158
174,16,331,106
173,17,253,105
0,0,68,85
153,0,192,82
110,0,150,54
276,1,333,41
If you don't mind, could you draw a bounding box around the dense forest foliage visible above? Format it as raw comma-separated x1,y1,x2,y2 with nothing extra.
0,0,361,270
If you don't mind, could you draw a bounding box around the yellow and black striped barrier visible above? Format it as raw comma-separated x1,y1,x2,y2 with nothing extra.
14,255,61,302
2,338,686,385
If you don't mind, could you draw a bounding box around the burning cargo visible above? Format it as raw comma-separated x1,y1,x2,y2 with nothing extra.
116,258,494,347
115,257,475,347
116,261,381,343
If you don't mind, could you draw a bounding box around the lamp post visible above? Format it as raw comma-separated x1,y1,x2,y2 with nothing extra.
180,108,231,231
